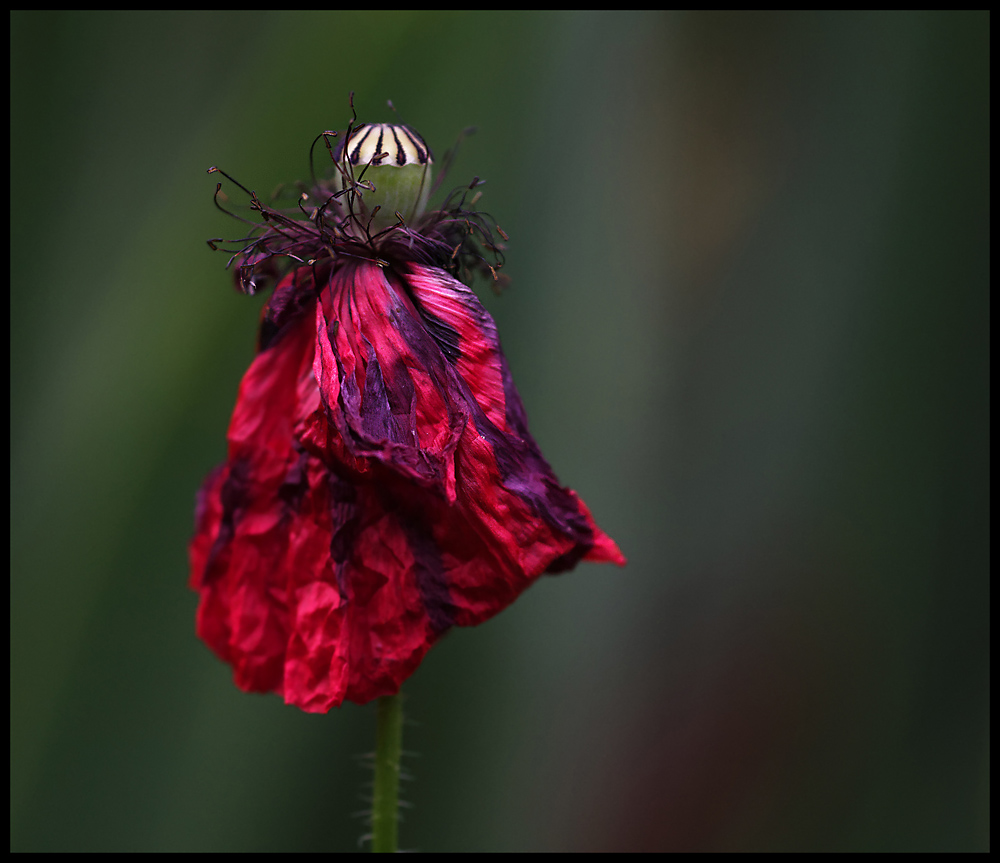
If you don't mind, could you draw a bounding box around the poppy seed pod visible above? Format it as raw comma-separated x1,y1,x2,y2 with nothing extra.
337,122,433,230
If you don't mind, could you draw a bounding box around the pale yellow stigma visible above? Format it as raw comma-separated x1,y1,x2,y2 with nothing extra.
344,123,432,168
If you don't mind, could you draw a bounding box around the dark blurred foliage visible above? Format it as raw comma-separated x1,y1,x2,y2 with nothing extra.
10,11,988,851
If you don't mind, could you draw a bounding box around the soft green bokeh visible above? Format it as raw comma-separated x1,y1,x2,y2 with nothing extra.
11,11,989,851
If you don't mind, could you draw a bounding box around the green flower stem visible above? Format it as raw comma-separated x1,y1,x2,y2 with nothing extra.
371,692,404,853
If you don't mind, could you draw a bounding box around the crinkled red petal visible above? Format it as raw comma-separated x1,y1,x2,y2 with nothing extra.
190,262,625,712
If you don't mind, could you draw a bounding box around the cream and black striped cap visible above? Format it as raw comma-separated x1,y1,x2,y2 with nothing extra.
343,123,433,168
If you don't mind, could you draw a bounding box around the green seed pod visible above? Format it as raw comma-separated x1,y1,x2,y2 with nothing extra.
340,123,433,230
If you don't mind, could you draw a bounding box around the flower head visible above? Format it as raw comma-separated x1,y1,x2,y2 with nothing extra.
191,101,625,712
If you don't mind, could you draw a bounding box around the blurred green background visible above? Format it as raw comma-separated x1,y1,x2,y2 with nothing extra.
10,11,989,852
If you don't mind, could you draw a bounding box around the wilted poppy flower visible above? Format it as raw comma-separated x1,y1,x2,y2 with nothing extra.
190,108,625,712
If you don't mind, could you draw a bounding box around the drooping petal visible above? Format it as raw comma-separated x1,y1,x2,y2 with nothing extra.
279,456,443,711
191,257,625,713
404,264,626,569
190,298,318,697
309,261,468,499
191,270,448,711
404,263,508,432
309,260,625,627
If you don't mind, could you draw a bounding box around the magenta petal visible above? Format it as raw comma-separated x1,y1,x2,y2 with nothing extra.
191,253,624,713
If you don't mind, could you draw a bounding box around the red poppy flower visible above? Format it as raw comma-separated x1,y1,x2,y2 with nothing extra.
190,112,625,712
